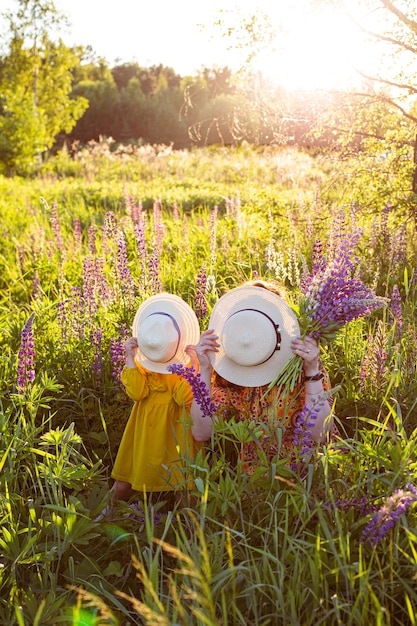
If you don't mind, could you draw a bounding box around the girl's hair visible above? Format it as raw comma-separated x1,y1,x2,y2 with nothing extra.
212,278,287,389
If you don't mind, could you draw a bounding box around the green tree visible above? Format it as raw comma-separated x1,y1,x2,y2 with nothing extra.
70,75,120,142
203,1,417,208
0,0,88,174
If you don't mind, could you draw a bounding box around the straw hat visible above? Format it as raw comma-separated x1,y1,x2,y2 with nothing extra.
132,293,200,373
209,286,300,386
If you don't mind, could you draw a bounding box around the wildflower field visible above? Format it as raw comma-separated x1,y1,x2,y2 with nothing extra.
1,140,417,625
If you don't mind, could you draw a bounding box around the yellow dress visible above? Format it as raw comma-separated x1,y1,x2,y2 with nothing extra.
111,365,200,492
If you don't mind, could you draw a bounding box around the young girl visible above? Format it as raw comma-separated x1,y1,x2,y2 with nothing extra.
103,293,202,515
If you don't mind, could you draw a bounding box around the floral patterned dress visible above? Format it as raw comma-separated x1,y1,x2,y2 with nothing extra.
211,372,334,471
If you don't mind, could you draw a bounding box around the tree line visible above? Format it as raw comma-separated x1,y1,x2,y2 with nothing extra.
67,60,239,149
1,0,417,193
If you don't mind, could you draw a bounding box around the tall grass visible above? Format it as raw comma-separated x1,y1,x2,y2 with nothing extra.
0,142,416,624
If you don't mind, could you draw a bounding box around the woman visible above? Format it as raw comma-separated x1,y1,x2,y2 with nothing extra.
190,280,336,469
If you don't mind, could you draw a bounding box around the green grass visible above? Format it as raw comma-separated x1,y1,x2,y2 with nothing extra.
0,142,416,624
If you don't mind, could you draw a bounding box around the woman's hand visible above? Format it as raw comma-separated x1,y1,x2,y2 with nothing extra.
291,336,320,376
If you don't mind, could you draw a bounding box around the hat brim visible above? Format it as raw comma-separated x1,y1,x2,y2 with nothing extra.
132,293,200,373
209,286,300,386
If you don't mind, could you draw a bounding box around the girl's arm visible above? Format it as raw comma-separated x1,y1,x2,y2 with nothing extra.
121,337,149,401
187,329,219,441
124,336,138,368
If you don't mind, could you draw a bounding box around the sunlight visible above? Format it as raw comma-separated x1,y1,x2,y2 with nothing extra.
249,4,374,91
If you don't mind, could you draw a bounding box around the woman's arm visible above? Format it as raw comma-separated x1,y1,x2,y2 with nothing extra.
291,336,334,442
187,329,219,441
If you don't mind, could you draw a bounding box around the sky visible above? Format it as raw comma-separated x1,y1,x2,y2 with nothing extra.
1,0,385,90
55,0,245,76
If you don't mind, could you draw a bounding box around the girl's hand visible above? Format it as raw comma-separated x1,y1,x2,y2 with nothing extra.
124,337,138,359
291,336,320,376
184,344,199,371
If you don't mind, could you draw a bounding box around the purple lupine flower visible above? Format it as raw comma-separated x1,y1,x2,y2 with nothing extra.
134,222,148,293
327,207,348,260
271,222,387,392
380,203,391,250
115,231,135,304
105,211,117,242
225,194,240,220
361,483,417,545
95,255,111,305
131,200,144,226
50,202,65,254
172,202,180,220
390,224,407,269
390,284,403,336
110,323,130,387
101,225,110,256
210,205,218,267
323,497,377,519
149,249,162,294
311,238,325,276
83,255,98,316
359,322,388,394
292,404,318,449
359,337,371,388
167,364,217,420
155,223,165,256
88,224,97,255
70,285,86,340
57,300,68,344
195,266,208,322
153,199,162,223
401,322,417,378
129,501,162,524
123,189,134,220
17,313,35,391
300,228,386,341
291,401,322,475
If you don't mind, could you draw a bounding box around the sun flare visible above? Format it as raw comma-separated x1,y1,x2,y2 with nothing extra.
247,4,374,91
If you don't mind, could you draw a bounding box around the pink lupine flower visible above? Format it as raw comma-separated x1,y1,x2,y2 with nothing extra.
17,313,35,391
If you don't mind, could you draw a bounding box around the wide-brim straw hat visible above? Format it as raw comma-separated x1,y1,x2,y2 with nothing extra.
209,286,300,387
132,293,200,374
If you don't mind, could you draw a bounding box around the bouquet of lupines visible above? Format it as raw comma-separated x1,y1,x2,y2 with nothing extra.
270,226,388,392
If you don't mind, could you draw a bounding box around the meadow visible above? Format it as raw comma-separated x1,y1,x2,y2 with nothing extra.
1,139,417,625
